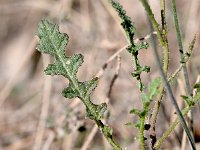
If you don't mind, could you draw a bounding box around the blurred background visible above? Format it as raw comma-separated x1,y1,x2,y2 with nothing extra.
0,0,199,149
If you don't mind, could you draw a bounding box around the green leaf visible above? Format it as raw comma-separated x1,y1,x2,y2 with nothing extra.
37,19,121,149
141,92,150,107
110,0,150,92
134,120,141,129
181,95,194,106
79,77,99,99
132,66,151,78
37,20,105,120
62,83,79,99
194,84,200,93
45,62,66,76
129,108,142,116
148,77,161,100
140,77,161,108
37,20,68,57
86,103,107,120
110,0,135,45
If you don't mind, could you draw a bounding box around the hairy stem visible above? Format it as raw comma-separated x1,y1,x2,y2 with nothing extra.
154,92,200,149
95,120,121,150
140,0,169,147
139,117,146,150
139,1,196,149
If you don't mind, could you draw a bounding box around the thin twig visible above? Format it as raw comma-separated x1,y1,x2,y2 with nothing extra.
172,0,194,143
107,55,121,98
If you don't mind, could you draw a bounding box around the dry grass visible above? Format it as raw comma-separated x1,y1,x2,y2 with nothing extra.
0,0,200,149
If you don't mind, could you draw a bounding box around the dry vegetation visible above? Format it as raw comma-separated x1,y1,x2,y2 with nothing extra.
0,0,200,149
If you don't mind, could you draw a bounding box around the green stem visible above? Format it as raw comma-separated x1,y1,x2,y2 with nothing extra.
140,0,169,147
132,54,143,91
95,120,121,150
139,117,146,150
139,0,165,47
172,0,194,143
154,92,200,149
172,0,191,94
139,1,196,149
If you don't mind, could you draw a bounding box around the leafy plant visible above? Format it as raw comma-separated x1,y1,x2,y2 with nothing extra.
129,77,161,149
111,0,150,91
37,20,121,149
36,0,200,149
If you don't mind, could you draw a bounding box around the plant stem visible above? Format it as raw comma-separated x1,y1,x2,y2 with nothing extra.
150,36,195,141
172,0,191,95
172,0,194,144
151,36,196,150
140,0,169,147
95,120,121,150
139,0,164,47
154,92,200,149
160,0,167,35
139,1,196,149
139,117,146,150
160,0,169,76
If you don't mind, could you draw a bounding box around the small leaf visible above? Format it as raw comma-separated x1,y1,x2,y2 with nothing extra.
66,54,84,77
148,77,161,100
140,78,161,108
86,103,107,120
140,110,147,117
45,62,66,76
194,84,200,93
110,0,135,44
62,85,79,99
37,20,68,57
80,77,99,99
129,108,142,116
181,95,194,106
134,121,141,129
141,92,150,107
133,42,149,53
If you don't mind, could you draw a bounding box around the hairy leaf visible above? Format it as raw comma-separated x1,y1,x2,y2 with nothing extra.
37,20,107,121
141,77,161,108
110,0,150,91
110,0,135,45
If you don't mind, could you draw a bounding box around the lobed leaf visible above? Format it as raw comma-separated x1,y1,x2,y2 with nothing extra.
110,0,150,91
110,0,135,45
148,77,161,99
141,77,161,108
37,20,107,121
36,18,122,150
